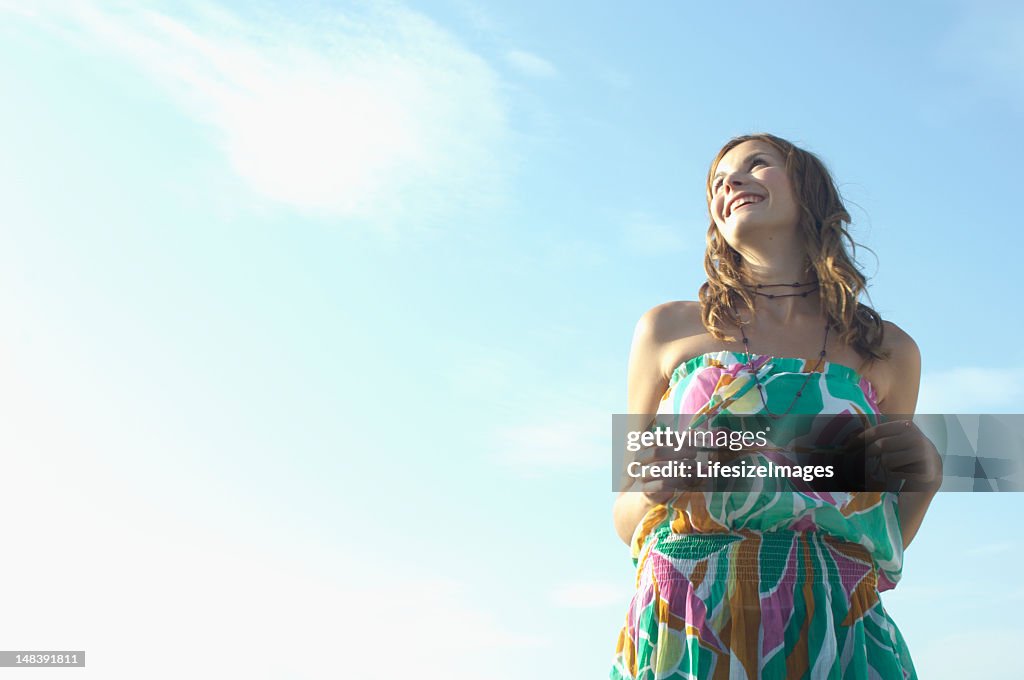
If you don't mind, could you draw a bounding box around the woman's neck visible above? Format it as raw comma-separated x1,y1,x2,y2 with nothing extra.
736,255,822,325
737,246,811,286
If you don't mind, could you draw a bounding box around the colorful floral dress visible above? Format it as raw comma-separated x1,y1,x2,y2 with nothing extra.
611,351,917,680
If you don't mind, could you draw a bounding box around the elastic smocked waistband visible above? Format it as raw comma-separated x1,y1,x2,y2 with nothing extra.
641,529,877,587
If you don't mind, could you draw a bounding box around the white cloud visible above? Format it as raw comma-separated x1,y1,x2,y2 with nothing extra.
505,49,557,79
550,579,632,608
12,1,512,228
917,366,1024,413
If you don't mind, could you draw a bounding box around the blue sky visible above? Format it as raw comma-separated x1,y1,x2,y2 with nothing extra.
0,1,1022,678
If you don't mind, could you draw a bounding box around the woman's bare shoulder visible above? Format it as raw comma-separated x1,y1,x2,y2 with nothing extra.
872,320,922,410
881,320,918,351
634,300,703,342
632,301,706,378
876,320,920,373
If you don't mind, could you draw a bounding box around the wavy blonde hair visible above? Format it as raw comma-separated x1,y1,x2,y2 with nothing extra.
699,133,887,360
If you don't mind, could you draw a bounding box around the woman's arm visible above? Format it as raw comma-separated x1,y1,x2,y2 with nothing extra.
875,324,942,549
612,303,685,546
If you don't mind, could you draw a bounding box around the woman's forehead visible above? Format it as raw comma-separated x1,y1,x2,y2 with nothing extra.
714,140,781,172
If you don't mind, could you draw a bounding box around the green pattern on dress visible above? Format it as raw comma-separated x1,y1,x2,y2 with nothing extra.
610,351,917,680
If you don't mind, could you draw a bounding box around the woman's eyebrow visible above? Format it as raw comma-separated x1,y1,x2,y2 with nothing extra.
713,152,769,180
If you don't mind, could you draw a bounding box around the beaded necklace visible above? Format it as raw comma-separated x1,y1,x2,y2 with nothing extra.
753,282,820,299
740,322,831,419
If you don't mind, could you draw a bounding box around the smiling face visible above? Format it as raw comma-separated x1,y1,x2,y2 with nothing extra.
708,139,801,249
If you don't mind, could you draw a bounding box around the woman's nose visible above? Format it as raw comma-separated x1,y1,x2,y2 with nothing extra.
723,173,745,190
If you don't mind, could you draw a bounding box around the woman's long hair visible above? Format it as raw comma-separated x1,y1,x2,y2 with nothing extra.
699,133,887,360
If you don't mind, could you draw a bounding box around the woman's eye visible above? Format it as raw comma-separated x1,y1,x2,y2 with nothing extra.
751,158,767,168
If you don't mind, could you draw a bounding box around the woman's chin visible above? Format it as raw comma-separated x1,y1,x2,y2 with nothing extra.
723,220,792,245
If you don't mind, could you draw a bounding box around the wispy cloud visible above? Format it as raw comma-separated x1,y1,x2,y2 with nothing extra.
11,1,512,228
505,49,557,79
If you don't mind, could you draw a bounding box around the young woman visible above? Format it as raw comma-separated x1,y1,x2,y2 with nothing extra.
610,134,942,679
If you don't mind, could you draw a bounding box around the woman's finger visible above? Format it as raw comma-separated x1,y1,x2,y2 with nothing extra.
853,419,917,445
864,430,918,457
632,444,671,466
874,449,919,470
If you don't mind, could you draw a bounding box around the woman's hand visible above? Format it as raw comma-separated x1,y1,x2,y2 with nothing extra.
852,419,943,492
629,440,705,506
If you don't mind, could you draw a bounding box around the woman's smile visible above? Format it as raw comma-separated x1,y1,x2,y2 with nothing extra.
726,193,765,217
